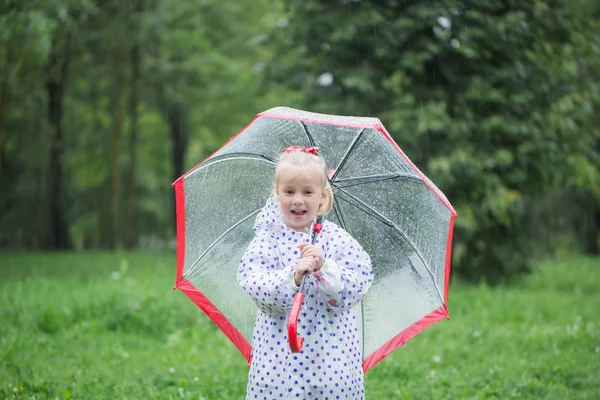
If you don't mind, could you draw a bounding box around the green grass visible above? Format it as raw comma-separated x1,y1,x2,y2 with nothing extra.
0,252,598,399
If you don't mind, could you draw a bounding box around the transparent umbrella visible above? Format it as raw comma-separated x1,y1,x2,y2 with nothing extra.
172,107,457,371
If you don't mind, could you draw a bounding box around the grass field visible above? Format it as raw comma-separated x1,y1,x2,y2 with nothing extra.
0,251,598,399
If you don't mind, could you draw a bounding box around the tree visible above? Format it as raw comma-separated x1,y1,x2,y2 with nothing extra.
268,0,599,281
38,26,71,249
570,0,600,254
146,0,287,231
124,0,145,249
0,0,288,249
36,1,97,249
0,5,54,247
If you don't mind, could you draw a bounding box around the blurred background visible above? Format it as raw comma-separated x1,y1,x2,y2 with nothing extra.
0,0,598,283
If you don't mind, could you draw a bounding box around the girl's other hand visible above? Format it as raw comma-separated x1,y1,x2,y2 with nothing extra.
297,243,324,270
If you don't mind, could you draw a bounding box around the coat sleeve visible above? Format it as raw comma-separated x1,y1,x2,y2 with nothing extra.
237,230,299,315
322,228,373,312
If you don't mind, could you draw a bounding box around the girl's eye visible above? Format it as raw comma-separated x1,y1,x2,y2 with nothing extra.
304,191,313,195
285,190,294,195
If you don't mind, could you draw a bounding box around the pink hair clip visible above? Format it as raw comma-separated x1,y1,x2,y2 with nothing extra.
282,145,320,155
301,146,319,155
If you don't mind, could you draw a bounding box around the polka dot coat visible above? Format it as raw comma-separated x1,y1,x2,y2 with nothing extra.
238,197,374,399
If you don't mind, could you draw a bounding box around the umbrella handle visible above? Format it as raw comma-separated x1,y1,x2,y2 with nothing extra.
287,292,305,353
288,217,322,353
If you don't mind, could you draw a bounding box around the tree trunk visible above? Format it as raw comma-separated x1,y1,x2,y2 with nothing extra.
168,101,187,233
89,72,109,249
168,103,187,185
106,65,127,249
124,39,141,249
156,83,188,233
0,44,13,180
38,31,71,250
582,193,600,255
0,75,8,178
161,96,187,233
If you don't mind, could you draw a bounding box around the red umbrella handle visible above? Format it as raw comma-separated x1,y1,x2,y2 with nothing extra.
287,292,305,352
288,219,322,353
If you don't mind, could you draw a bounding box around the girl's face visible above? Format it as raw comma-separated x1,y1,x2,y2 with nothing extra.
276,166,327,232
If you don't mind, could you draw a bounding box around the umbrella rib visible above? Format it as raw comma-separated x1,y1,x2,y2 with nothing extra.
333,173,421,189
335,200,367,360
330,128,366,182
335,188,445,305
329,200,366,359
331,197,349,232
299,121,316,146
203,152,276,166
186,155,275,179
182,207,263,279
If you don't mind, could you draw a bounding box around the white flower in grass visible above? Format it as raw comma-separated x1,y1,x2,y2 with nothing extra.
432,355,441,363
168,367,176,373
168,330,182,347
472,330,481,338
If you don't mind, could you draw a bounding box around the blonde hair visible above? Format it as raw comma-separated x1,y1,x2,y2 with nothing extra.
274,149,334,216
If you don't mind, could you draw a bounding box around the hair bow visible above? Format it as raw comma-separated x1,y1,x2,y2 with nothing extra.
282,145,320,155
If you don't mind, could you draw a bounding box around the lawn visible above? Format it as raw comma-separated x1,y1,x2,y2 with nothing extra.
0,252,598,399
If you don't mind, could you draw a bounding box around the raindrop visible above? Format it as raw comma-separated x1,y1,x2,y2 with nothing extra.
317,72,333,87
437,16,451,30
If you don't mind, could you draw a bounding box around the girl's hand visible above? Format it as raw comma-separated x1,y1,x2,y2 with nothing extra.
294,256,318,286
297,243,325,271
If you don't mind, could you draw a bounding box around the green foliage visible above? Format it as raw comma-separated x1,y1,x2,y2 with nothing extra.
0,252,598,399
0,0,292,249
268,0,600,282
0,0,599,282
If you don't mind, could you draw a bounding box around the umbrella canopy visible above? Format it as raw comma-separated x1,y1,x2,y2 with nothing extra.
173,107,457,372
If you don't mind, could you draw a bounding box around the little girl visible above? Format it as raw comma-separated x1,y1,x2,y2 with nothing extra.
237,146,374,399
